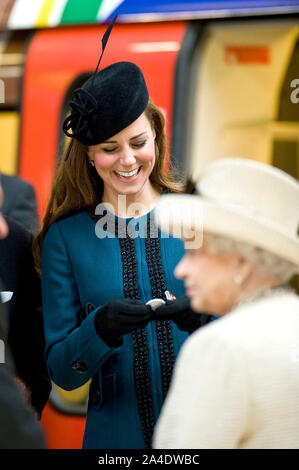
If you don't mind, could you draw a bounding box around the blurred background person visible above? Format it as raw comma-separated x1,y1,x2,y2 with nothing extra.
0,213,51,419
0,172,40,234
0,181,45,448
153,158,299,449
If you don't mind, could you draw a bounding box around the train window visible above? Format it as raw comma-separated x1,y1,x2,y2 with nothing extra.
0,111,19,173
0,31,26,108
0,30,31,174
181,19,299,180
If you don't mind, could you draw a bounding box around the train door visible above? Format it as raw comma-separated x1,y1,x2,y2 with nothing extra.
173,18,299,179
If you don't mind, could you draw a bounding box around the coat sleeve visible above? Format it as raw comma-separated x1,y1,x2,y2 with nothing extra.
153,327,249,449
41,222,116,391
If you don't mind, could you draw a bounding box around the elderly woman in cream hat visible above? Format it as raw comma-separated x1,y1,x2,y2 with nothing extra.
152,158,299,449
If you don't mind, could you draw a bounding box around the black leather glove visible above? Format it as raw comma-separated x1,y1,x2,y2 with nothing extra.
154,295,212,333
94,299,153,348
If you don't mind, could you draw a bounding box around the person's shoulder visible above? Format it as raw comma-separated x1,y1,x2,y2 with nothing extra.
264,290,299,310
187,291,299,349
0,172,14,187
176,315,229,360
232,290,299,325
1,173,34,192
175,292,299,381
45,209,91,238
178,305,257,358
55,209,91,227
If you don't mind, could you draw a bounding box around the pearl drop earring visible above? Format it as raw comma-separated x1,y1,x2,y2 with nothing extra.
234,273,243,285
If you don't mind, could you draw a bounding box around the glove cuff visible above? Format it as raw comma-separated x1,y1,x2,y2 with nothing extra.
94,309,124,348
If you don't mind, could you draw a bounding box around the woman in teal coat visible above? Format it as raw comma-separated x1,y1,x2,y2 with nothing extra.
34,61,209,449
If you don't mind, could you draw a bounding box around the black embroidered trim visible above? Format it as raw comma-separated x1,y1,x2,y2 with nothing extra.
88,208,155,448
145,217,176,399
118,232,155,450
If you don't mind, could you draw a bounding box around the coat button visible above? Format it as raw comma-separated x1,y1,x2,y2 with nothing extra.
90,390,101,406
71,361,88,373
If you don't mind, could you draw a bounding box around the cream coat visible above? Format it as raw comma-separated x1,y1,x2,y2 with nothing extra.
153,291,299,449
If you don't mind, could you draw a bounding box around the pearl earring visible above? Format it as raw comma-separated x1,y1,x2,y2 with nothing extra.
234,273,243,285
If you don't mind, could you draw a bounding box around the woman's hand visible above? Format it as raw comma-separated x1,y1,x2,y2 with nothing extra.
154,295,211,333
94,299,153,347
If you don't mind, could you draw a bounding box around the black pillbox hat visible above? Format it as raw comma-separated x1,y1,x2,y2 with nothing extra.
63,61,149,146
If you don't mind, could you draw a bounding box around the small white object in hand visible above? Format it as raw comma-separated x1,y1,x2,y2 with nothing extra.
146,299,166,311
0,291,13,303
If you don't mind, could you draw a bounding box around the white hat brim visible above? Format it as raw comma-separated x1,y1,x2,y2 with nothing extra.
155,194,299,269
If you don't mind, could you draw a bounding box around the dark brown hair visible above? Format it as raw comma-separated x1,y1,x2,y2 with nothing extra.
33,98,184,272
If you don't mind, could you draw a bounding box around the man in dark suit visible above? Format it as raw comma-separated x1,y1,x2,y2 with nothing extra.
0,184,45,448
0,172,40,234
0,215,52,418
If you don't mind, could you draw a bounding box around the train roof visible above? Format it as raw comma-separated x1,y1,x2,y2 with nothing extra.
1,0,299,30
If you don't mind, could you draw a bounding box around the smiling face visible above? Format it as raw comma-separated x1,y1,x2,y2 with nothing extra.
174,239,245,315
88,113,157,206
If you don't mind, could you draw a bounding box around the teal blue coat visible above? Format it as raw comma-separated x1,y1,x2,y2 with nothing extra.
41,209,188,449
